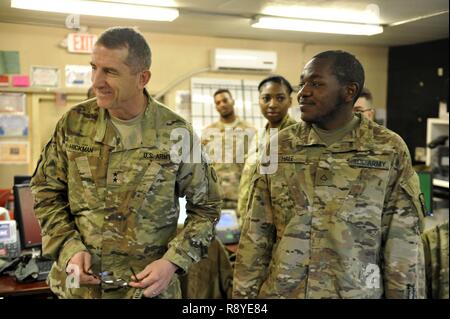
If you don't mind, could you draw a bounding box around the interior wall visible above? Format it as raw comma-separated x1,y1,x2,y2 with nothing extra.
0,22,388,108
0,21,389,188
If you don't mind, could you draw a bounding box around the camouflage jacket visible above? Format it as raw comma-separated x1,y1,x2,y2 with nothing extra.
201,118,256,209
179,238,233,299
237,115,297,224
233,114,426,299
31,93,221,299
422,221,449,299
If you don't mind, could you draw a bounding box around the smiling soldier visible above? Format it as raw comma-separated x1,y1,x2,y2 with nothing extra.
233,50,426,299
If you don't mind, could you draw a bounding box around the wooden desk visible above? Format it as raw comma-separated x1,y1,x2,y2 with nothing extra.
0,275,52,298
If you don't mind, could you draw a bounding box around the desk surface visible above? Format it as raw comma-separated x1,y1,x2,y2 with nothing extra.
0,244,239,298
0,275,51,297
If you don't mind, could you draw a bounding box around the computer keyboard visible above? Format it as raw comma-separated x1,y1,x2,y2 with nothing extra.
13,256,53,282
35,258,53,281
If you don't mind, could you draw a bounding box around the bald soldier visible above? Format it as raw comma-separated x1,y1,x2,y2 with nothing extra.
31,27,221,299
353,87,375,121
201,89,256,219
237,75,297,223
233,50,426,299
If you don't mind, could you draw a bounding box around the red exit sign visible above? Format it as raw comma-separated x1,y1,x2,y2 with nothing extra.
67,33,98,54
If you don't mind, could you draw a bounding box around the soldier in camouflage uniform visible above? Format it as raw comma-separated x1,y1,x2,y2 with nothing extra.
201,89,256,218
233,50,426,299
422,221,449,299
237,76,297,224
353,87,375,121
30,27,221,299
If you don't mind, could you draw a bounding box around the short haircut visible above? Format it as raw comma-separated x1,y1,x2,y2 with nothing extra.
96,27,151,74
359,87,373,102
312,50,365,103
258,75,293,95
213,89,233,99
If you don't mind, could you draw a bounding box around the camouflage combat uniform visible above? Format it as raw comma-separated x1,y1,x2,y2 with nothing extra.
201,118,256,211
179,238,233,299
233,114,426,299
237,114,297,224
422,221,449,299
30,92,221,298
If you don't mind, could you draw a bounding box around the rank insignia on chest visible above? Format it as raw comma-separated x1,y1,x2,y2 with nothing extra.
108,171,123,184
315,168,334,186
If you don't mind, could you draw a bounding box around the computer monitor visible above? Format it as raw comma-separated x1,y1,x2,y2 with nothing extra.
215,209,240,244
177,197,240,244
13,184,42,250
417,171,433,216
13,175,32,186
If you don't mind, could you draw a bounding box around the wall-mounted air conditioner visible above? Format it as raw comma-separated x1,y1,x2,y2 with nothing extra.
211,48,277,72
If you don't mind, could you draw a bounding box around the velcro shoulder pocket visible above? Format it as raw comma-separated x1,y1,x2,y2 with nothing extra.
400,172,426,229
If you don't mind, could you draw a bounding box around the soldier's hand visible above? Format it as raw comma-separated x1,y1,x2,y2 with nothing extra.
128,259,178,298
67,251,101,285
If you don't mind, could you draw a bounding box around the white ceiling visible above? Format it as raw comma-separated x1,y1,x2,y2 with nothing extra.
0,0,448,46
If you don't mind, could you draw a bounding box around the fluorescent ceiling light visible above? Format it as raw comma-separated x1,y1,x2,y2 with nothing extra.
263,4,381,24
252,16,383,36
11,0,179,22
101,0,178,7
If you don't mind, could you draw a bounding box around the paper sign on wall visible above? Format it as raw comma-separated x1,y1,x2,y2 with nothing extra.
0,93,26,114
0,114,28,136
0,51,20,74
65,65,92,88
0,141,29,164
12,75,29,87
0,75,9,86
31,66,59,87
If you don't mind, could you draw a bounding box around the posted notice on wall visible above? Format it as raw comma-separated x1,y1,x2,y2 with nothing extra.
0,141,29,164
0,51,20,74
0,92,26,114
0,114,28,136
31,66,60,87
65,65,92,88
